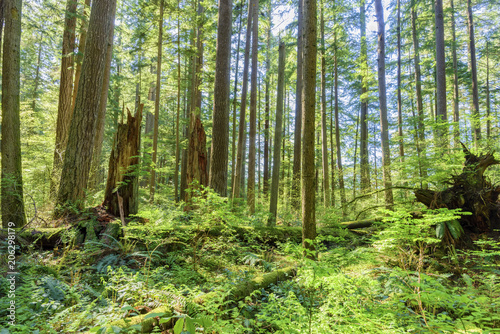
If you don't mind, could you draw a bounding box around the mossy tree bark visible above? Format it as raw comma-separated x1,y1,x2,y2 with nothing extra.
209,0,232,197
1,0,26,228
50,0,77,199
268,42,285,225
301,0,317,259
56,0,117,213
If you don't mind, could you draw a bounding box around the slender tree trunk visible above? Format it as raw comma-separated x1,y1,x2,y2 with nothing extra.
231,2,243,198
233,0,254,200
174,0,182,202
292,0,304,211
375,0,393,207
0,0,4,60
71,0,91,113
435,0,448,147
320,2,330,208
467,0,480,144
359,0,370,192
263,1,271,197
1,0,26,227
411,1,426,155
50,0,77,199
150,0,164,203
450,0,460,147
269,42,285,225
31,33,43,112
247,0,259,213
353,109,359,198
397,0,404,162
330,83,336,207
209,0,232,196
333,27,346,213
301,0,317,259
486,42,490,140
56,0,117,211
89,16,115,190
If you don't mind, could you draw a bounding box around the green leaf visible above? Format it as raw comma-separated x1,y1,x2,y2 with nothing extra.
446,220,463,240
120,305,135,312
89,326,106,334
174,318,185,334
185,317,196,334
144,312,166,320
196,315,213,328
130,325,142,331
436,222,445,239
111,326,123,334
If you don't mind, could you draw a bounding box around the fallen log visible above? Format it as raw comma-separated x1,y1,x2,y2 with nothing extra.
100,266,296,333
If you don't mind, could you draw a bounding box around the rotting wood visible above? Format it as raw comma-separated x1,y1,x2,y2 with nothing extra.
103,105,143,217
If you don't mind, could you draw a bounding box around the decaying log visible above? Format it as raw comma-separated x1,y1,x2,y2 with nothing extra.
103,105,143,217
101,267,296,333
414,145,500,233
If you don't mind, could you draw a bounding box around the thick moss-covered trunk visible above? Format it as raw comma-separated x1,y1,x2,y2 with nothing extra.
415,145,500,233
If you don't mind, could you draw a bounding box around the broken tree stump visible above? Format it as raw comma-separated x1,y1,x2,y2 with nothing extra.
103,105,143,218
414,144,500,233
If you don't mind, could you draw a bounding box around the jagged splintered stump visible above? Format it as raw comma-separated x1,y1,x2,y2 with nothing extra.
103,105,143,218
415,144,500,233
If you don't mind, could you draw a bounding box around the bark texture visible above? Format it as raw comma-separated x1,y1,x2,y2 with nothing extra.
269,42,285,225
301,0,317,258
50,0,77,199
209,0,232,197
375,0,394,207
56,0,117,212
1,0,26,227
435,0,448,146
103,107,142,217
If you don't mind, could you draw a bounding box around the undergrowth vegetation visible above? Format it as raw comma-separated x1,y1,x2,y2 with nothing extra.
1,191,500,333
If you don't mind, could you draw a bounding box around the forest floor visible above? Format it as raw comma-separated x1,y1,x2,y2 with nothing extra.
1,198,500,333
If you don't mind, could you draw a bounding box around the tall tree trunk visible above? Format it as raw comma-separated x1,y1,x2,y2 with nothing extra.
269,42,285,225
247,0,259,213
397,0,404,163
320,2,330,208
231,3,244,198
185,0,208,205
1,0,26,227
486,42,490,140
467,0,480,144
89,16,115,190
450,0,460,147
333,27,346,213
375,0,393,207
71,0,91,112
292,0,304,211
150,0,164,203
56,0,117,212
411,0,426,162
301,0,317,259
359,0,370,192
435,0,448,147
263,1,271,197
174,0,182,202
233,0,254,200
50,0,77,199
209,0,232,197
0,0,4,60
330,83,336,207
31,33,43,112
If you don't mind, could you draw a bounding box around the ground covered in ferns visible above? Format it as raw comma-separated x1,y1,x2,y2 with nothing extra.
1,195,500,333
